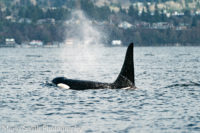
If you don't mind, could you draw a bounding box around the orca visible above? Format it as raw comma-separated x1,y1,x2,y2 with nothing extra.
52,43,135,90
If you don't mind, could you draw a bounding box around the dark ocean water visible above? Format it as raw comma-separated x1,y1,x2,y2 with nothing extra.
0,46,200,133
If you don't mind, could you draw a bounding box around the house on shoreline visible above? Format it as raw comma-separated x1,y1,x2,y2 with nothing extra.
0,38,16,47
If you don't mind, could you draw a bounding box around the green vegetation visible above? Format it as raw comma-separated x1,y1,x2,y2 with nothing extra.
0,0,200,46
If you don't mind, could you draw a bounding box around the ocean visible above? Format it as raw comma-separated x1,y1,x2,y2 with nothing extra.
0,46,200,132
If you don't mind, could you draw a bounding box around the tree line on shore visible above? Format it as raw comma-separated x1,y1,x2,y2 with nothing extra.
0,0,200,46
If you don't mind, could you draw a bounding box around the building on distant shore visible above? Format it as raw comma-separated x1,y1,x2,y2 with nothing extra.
29,40,43,47
18,18,32,24
118,21,133,29
112,40,122,46
37,18,55,25
5,38,16,45
152,22,174,29
0,38,16,47
65,39,74,45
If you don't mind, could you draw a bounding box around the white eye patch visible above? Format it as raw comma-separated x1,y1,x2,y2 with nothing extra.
57,83,70,89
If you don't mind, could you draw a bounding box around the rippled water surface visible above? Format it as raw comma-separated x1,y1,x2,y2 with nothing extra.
0,46,200,132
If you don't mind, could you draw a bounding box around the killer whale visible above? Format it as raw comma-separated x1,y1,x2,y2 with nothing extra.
52,43,135,90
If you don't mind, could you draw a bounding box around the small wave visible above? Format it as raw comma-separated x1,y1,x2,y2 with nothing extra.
144,53,154,56
26,55,42,57
40,81,55,87
165,82,200,88
174,53,191,58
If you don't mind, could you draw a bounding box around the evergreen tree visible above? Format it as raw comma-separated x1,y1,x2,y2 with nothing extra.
154,4,160,21
18,5,44,21
191,17,197,27
119,6,126,15
128,5,138,20
161,9,167,21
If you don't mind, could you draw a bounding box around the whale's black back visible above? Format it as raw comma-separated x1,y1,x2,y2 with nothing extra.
52,43,135,89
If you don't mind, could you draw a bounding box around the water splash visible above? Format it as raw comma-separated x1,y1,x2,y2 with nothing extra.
61,10,106,79
64,10,104,47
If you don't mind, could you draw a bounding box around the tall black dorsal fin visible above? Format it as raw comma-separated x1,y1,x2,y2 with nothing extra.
113,43,134,88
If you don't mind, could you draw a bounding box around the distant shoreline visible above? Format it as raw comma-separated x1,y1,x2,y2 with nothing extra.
1,43,200,48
